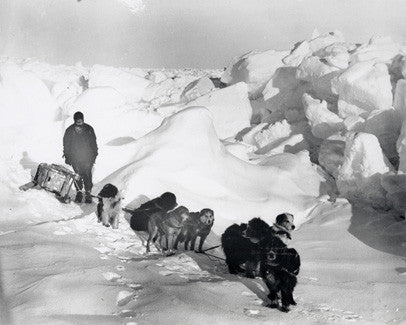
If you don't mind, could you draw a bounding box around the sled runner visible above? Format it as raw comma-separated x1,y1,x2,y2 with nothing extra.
20,163,81,203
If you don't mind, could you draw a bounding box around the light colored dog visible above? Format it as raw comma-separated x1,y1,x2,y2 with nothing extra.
271,213,295,245
97,184,122,229
146,206,190,255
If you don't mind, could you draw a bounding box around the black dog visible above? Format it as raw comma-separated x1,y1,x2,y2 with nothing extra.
128,192,177,232
174,208,214,253
221,217,272,278
221,216,300,312
221,222,251,274
259,235,301,312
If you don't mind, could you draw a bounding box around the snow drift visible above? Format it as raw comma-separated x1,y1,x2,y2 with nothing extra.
102,106,327,233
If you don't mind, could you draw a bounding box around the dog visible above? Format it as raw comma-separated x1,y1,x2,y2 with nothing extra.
270,213,295,245
259,235,301,312
222,218,273,278
222,215,300,312
174,208,214,253
97,183,122,229
223,216,295,277
146,206,190,255
127,192,177,232
221,222,251,274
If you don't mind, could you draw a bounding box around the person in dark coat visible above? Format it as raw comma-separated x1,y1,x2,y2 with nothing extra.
63,111,98,203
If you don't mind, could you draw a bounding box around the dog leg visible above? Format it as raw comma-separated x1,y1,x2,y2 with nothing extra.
147,227,159,253
227,263,242,274
263,274,279,309
280,289,291,312
173,233,180,250
196,234,207,253
110,214,119,229
97,202,103,223
245,260,257,278
287,292,296,306
183,232,190,250
190,235,197,251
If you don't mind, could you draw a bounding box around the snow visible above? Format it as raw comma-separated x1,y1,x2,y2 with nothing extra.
302,93,344,139
318,134,346,178
397,120,406,173
184,82,252,139
221,49,289,98
1,30,406,325
332,61,393,117
364,108,402,162
88,65,151,103
181,76,215,102
296,56,341,103
394,79,406,120
336,132,394,208
350,36,402,64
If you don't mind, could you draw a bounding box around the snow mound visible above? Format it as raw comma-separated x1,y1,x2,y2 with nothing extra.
184,82,252,139
364,108,402,162
337,132,394,207
181,77,215,102
302,93,344,139
296,56,341,103
221,49,289,98
70,87,126,117
394,79,406,120
108,107,327,233
88,65,150,102
332,61,393,117
0,61,57,127
350,36,402,64
318,135,346,178
397,120,406,173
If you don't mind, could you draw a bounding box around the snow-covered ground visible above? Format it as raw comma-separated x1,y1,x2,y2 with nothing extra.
1,31,405,324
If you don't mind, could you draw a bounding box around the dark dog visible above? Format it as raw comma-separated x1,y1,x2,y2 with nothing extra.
222,218,273,278
174,208,214,252
221,215,300,312
128,192,177,232
146,206,190,255
259,235,301,312
97,183,122,229
221,222,251,274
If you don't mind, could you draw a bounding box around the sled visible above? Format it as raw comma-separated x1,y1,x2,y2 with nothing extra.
20,163,81,203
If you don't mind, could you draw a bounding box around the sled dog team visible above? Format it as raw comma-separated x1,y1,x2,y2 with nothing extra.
97,183,301,312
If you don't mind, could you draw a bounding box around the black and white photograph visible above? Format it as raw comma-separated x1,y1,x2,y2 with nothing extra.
0,0,405,324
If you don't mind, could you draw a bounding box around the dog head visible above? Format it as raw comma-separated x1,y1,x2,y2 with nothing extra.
199,208,214,226
159,192,177,211
244,217,271,243
173,206,190,222
275,213,295,232
98,183,119,199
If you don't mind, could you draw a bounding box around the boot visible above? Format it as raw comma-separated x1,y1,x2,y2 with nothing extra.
85,192,93,204
75,191,83,203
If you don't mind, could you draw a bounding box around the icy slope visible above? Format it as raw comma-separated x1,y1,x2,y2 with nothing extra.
103,106,328,233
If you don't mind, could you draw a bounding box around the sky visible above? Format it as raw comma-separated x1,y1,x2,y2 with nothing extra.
1,0,406,69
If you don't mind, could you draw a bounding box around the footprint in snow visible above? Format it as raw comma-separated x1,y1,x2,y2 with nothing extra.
116,290,137,307
53,230,67,236
244,308,260,316
94,246,111,254
103,272,122,282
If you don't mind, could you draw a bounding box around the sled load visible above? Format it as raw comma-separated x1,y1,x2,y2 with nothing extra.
20,163,81,203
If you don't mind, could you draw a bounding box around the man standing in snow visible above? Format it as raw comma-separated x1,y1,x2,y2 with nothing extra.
63,111,98,203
